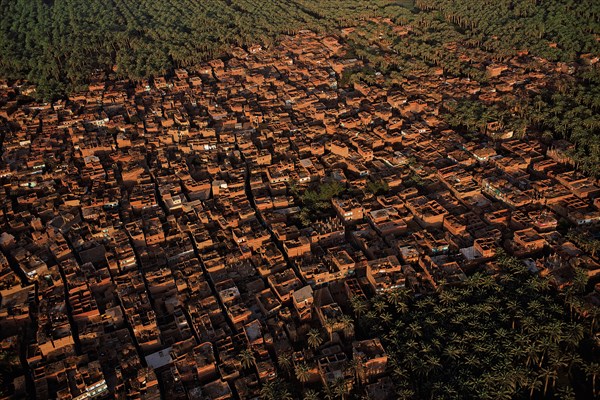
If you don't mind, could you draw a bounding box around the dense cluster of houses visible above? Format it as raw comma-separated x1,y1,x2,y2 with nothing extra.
0,29,599,399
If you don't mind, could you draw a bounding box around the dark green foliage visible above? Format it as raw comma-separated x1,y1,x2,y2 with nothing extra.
298,181,344,226
301,181,345,207
338,1,600,177
520,73,600,177
2,0,599,107
566,230,600,258
365,179,389,196
415,0,600,62
443,71,600,177
0,0,394,99
339,1,598,86
259,378,294,400
362,255,598,399
444,100,505,134
0,347,22,398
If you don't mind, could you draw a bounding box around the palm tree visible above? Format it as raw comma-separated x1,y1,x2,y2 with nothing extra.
414,358,431,378
239,348,255,370
539,367,557,397
302,389,320,400
564,291,582,321
372,298,387,314
279,388,294,400
391,364,409,381
333,377,350,399
347,356,365,384
339,315,355,338
350,296,368,318
585,305,600,336
586,362,600,397
442,344,462,362
563,322,584,350
363,310,380,329
379,311,393,326
277,352,292,375
260,381,277,400
323,383,336,400
543,321,564,345
439,290,457,306
535,335,555,368
407,322,422,339
554,386,576,400
526,374,542,399
395,301,409,315
295,362,311,388
529,277,551,293
572,267,589,294
523,341,540,368
424,355,442,377
307,328,323,350
386,288,408,306
396,388,416,400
